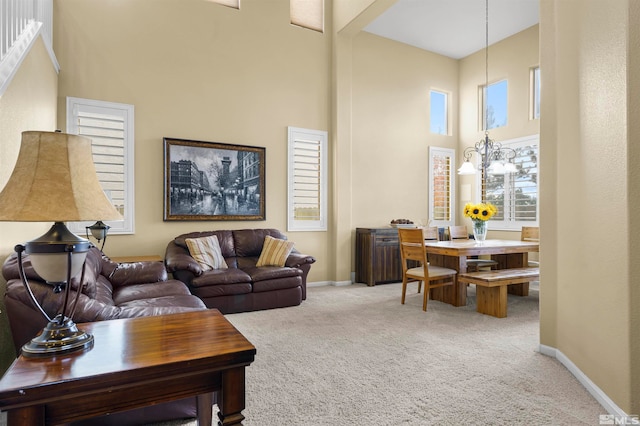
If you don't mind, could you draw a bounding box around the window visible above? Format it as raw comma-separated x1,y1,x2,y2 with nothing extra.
531,66,541,119
481,135,538,229
288,127,327,231
66,97,135,235
481,79,508,130
290,0,323,32
428,147,455,227
430,90,448,135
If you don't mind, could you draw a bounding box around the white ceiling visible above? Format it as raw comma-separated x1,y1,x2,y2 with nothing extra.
364,0,539,59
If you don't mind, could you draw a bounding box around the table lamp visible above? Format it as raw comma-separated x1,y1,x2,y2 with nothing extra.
86,220,110,251
0,131,123,357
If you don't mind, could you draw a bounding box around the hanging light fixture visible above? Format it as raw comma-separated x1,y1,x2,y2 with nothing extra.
458,0,517,177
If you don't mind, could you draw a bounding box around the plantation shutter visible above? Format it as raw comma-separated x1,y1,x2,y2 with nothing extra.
76,112,126,212
482,135,539,229
511,143,538,222
288,127,327,231
66,97,134,234
429,147,455,227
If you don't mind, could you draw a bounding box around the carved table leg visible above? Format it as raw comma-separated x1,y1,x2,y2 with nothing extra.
217,367,246,426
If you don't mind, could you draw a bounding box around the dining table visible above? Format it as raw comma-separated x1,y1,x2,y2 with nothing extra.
424,239,540,307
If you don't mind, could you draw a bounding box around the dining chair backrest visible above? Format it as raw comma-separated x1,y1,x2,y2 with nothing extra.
448,225,469,240
422,226,439,242
521,226,540,242
398,228,429,271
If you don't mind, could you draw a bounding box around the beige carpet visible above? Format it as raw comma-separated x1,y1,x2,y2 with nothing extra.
152,282,604,426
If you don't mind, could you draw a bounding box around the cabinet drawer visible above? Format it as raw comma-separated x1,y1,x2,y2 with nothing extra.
374,234,399,246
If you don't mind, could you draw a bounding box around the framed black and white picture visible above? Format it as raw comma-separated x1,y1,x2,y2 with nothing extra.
164,137,265,221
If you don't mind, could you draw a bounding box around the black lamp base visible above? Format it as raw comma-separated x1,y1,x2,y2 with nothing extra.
21,314,94,358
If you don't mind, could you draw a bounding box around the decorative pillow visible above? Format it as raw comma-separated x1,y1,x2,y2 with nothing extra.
256,235,295,267
185,235,228,271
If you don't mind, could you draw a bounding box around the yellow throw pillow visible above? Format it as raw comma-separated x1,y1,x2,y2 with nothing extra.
256,235,295,267
185,235,228,271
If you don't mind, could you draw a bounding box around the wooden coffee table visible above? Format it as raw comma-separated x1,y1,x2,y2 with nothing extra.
0,310,256,426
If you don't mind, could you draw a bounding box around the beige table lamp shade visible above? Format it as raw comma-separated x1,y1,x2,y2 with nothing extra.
0,131,123,222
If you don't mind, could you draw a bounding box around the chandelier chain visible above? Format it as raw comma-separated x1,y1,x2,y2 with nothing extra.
485,0,489,134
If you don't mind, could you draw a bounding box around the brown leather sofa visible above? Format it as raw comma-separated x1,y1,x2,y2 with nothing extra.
2,246,208,426
165,228,316,314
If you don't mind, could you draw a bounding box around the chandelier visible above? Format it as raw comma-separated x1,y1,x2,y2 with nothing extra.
458,0,516,176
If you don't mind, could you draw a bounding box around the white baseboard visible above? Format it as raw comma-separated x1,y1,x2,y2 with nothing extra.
307,280,352,287
307,281,330,287
538,344,628,417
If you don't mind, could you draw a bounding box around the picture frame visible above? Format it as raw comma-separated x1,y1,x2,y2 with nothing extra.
164,137,266,221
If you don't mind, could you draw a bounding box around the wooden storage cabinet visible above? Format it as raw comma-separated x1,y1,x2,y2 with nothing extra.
355,227,404,286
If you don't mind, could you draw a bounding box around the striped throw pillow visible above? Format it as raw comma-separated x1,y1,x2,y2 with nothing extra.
256,235,295,267
185,235,228,271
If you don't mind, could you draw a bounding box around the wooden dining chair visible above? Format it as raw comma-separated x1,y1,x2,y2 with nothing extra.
448,225,469,240
447,225,498,271
422,226,439,242
398,228,457,311
521,226,539,242
521,226,540,266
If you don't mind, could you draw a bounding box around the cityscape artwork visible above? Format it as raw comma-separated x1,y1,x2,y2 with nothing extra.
164,137,265,221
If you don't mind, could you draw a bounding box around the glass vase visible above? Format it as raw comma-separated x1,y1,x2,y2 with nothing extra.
473,219,488,243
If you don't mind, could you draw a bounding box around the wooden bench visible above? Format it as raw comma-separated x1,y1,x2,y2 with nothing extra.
457,267,540,318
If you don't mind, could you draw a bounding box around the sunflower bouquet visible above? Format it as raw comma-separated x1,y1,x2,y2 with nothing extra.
463,202,498,221
463,202,497,242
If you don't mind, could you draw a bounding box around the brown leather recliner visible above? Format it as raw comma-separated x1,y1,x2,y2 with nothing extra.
165,228,316,313
2,246,208,426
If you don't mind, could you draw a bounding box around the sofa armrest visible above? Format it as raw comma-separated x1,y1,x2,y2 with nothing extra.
285,252,316,269
165,241,203,276
108,261,168,287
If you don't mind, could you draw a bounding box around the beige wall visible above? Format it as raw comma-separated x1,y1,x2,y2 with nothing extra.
53,0,332,283
540,0,637,413
0,37,58,372
351,32,458,230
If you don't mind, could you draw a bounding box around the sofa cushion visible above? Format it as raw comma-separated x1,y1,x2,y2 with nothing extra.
107,260,168,287
113,280,192,305
252,275,302,293
190,267,252,288
174,231,236,258
243,265,302,283
191,282,253,298
185,235,228,271
256,236,295,267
